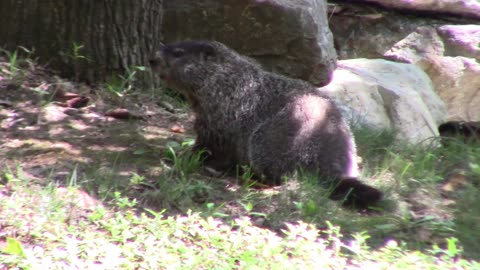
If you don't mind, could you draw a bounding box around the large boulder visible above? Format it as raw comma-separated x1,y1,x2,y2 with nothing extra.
162,0,337,86
327,1,479,60
385,25,480,121
437,25,480,59
327,2,434,60
349,0,480,20
319,59,447,144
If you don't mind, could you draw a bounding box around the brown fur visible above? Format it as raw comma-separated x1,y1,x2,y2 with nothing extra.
150,40,382,209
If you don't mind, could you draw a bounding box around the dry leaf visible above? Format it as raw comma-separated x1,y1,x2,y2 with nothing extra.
170,124,186,133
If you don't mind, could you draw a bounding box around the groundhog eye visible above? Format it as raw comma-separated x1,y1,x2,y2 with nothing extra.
172,48,185,58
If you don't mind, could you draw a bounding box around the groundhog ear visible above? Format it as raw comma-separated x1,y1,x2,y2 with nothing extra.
202,44,216,60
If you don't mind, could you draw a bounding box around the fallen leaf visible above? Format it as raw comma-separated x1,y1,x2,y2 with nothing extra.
105,108,143,120
2,237,26,258
170,124,186,133
66,96,89,108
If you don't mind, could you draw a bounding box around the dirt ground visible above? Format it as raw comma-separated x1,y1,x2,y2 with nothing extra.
0,61,193,199
0,60,291,222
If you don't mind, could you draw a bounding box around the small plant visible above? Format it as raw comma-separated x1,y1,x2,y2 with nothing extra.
431,238,463,259
202,202,229,218
66,164,79,187
235,165,259,190
2,165,26,185
5,50,18,77
105,66,146,98
163,140,204,179
1,237,26,258
294,199,319,218
113,191,137,209
88,205,107,223
239,201,267,218
129,173,147,186
30,82,55,107
60,42,90,63
59,42,92,82
292,171,335,219
0,48,21,79
238,165,255,182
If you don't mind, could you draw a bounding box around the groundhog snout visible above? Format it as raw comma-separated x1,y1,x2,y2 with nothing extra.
148,53,162,66
149,47,166,65
149,52,168,79
148,58,157,67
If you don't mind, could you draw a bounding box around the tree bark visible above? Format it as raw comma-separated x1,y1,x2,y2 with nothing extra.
0,0,163,83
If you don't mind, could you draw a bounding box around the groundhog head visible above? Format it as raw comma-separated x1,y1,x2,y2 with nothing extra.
149,41,218,94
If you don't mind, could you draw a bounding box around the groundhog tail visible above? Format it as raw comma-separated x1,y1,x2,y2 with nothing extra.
328,177,383,210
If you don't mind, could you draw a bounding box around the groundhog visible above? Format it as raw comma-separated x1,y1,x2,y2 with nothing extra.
149,40,382,209
438,121,480,145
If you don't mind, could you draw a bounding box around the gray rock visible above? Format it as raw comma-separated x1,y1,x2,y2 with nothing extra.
437,25,480,59
318,59,447,144
327,2,437,60
351,0,480,20
385,25,480,121
162,0,336,86
327,1,478,60
384,26,445,63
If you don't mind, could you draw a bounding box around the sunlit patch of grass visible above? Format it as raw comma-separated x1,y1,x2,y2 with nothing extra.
352,128,480,257
1,167,478,269
129,139,218,212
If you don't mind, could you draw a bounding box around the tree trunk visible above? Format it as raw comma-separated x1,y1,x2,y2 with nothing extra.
0,0,163,84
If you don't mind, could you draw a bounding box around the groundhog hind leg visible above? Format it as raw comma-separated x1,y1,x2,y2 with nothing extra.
249,95,382,209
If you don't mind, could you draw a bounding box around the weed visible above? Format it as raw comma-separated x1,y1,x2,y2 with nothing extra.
2,238,26,258
59,42,91,82
203,202,229,218
294,199,320,218
239,201,267,218
60,42,90,63
105,66,146,98
113,191,137,209
2,165,28,185
129,172,148,186
163,139,204,179
0,48,32,81
66,164,79,187
4,50,18,77
31,82,56,107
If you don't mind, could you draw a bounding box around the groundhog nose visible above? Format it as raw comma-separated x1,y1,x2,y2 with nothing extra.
149,50,163,64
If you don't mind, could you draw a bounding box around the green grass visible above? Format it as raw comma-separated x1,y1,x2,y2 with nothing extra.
104,66,143,98
1,167,478,269
2,133,480,268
